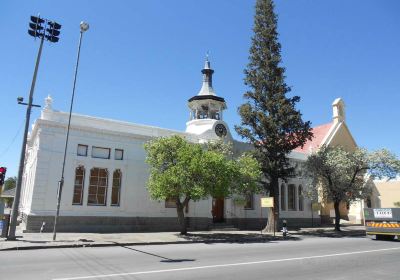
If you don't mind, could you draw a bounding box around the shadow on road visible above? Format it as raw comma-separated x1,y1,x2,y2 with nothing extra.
113,243,196,263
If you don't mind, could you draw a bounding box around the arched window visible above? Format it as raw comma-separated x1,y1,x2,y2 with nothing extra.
72,166,85,205
288,184,296,211
88,168,108,206
244,193,254,210
280,184,286,211
298,185,304,211
111,169,122,206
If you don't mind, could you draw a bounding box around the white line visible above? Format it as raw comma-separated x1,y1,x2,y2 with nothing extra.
53,247,400,280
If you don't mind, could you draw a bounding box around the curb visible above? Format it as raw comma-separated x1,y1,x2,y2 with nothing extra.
0,236,285,251
0,228,367,251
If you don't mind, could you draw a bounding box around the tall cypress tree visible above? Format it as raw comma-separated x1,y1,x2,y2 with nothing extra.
235,0,313,231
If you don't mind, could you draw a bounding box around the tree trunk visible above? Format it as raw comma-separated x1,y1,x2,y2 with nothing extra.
333,200,341,231
265,177,279,233
176,206,187,235
176,196,190,235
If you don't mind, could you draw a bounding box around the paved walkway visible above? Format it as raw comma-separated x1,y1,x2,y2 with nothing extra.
0,225,367,251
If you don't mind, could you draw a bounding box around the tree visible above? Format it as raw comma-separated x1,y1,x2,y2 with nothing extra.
4,176,16,191
1,177,16,206
235,0,313,232
305,146,400,231
144,135,262,234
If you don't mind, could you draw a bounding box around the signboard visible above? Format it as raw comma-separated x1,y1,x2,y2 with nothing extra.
312,202,321,211
261,197,274,208
373,208,393,219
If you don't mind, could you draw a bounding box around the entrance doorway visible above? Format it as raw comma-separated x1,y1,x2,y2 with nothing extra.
212,198,224,223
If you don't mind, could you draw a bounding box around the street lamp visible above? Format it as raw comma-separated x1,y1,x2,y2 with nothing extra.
8,15,61,240
53,21,89,241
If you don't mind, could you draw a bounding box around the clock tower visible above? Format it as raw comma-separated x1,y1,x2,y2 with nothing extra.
186,57,231,140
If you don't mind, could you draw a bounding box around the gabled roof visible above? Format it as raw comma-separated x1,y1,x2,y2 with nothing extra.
294,122,333,154
1,187,15,198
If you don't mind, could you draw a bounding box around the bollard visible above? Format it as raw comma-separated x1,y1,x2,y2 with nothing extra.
40,221,46,233
1,214,10,238
282,219,288,238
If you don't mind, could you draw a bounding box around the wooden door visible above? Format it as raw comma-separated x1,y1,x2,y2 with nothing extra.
212,198,224,223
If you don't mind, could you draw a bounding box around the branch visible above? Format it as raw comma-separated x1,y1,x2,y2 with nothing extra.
346,166,368,190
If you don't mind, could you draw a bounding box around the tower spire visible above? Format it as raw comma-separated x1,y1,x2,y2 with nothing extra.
198,55,215,96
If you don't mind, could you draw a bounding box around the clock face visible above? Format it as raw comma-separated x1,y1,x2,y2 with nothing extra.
215,124,227,137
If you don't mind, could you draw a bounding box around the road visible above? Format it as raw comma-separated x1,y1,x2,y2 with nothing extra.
0,236,399,280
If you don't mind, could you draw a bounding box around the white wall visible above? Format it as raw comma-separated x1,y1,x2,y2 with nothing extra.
22,108,313,222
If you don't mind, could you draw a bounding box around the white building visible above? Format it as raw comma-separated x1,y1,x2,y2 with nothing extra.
20,59,336,232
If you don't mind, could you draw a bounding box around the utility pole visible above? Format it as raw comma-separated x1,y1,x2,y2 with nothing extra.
8,16,61,240
53,21,89,241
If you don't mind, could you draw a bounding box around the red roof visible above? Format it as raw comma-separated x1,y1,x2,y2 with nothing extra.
294,122,333,154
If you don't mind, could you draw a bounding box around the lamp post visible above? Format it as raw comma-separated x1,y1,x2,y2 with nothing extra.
53,21,89,241
8,16,61,240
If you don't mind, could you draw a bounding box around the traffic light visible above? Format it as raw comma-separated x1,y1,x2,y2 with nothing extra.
46,21,61,43
28,16,45,38
28,16,61,43
0,167,6,185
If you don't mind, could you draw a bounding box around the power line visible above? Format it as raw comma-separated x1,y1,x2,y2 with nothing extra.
0,120,25,159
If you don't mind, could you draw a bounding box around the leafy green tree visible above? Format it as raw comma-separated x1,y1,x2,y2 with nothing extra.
235,0,312,231
4,176,16,191
1,177,16,207
305,146,400,231
144,135,261,234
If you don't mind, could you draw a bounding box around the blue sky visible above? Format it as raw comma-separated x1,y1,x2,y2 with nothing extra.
1,0,399,177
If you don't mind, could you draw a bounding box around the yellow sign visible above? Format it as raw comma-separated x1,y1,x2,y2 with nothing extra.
261,197,274,208
312,202,321,211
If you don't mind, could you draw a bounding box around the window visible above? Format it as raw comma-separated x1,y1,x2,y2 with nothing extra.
111,169,122,206
77,144,88,156
298,185,304,211
244,193,254,210
288,184,296,211
165,197,176,208
88,168,108,205
366,197,372,208
92,146,110,159
280,184,286,211
72,166,85,205
115,149,124,160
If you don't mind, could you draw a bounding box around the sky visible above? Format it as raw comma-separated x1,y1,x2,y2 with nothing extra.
1,0,399,177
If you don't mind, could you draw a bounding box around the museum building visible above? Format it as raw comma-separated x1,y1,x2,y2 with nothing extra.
19,59,359,232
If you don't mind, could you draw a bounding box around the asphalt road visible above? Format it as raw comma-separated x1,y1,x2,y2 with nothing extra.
0,236,399,280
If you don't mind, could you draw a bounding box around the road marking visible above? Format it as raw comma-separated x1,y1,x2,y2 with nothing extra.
53,247,400,280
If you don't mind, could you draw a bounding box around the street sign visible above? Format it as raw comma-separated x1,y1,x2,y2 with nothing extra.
261,197,274,208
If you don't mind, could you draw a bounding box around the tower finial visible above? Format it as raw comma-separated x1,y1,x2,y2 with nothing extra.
204,51,211,70
44,94,53,111
199,55,215,95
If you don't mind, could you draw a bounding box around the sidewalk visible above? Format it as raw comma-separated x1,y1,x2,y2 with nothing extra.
0,225,366,251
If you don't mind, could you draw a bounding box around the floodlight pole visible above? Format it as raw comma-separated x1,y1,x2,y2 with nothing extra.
53,22,89,241
8,36,45,240
8,15,61,240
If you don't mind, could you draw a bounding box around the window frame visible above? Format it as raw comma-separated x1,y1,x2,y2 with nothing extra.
111,169,122,206
280,184,286,211
87,167,108,206
288,184,296,211
91,146,111,159
77,144,88,157
298,185,304,211
165,197,176,208
244,193,254,210
72,166,85,205
115,149,124,160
